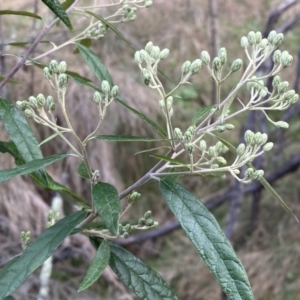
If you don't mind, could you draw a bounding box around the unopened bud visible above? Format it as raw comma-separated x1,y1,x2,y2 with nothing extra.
267,30,277,44
48,102,55,112
43,67,51,80
191,59,202,74
145,41,153,54
255,31,262,43
58,61,67,73
101,80,110,95
212,57,222,71
261,133,268,145
174,128,183,139
29,96,38,109
254,170,264,180
46,96,54,107
247,31,256,46
259,87,268,98
36,94,45,107
144,210,152,219
259,38,268,49
225,124,235,130
216,156,227,165
93,91,102,104
141,69,151,85
284,90,295,101
24,109,34,119
273,50,281,64
49,60,58,73
244,130,254,145
273,33,284,47
200,51,210,65
244,168,254,179
146,219,154,227
134,51,143,64
290,94,299,104
231,59,243,72
150,46,160,60
218,48,227,64
281,51,293,68
275,121,289,128
241,36,249,48
58,74,68,88
278,81,289,94
166,96,173,110
199,140,207,151
111,85,119,98
138,218,146,226
236,143,246,156
186,143,194,154
160,48,170,60
181,60,191,76
272,75,281,87
263,142,274,152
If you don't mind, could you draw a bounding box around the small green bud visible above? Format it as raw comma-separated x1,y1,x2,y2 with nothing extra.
48,102,55,112
49,60,58,73
231,59,243,72
150,46,160,60
218,47,227,64
208,146,216,157
123,232,129,238
215,142,224,155
263,142,274,152
138,218,146,226
259,87,268,98
28,96,38,109
36,94,46,107
24,109,34,119
43,67,52,80
261,133,268,145
199,140,207,151
221,145,229,153
244,168,254,179
272,75,281,87
160,48,170,60
141,68,151,85
46,96,54,107
212,57,222,71
181,60,191,76
284,90,296,101
166,96,173,110
253,170,264,180
128,191,141,202
101,80,110,94
225,124,235,130
267,30,277,44
273,33,284,47
134,51,143,64
281,51,293,68
236,143,246,156
145,0,153,7
16,100,25,111
244,130,254,145
217,125,226,132
58,61,67,73
272,50,281,64
125,224,132,232
259,38,268,49
146,219,154,227
216,156,227,165
275,121,289,128
255,31,262,43
111,85,119,98
145,41,153,53
247,31,256,45
174,128,183,139
241,36,249,48
144,210,152,219
191,59,202,74
186,143,194,154
200,51,210,65
58,74,68,88
158,99,165,109
93,91,102,104
278,81,289,94
139,49,150,62
210,163,219,169
290,94,299,104
254,132,262,144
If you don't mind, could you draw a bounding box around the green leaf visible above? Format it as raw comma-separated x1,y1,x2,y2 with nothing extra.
0,76,21,84
2,41,50,47
92,182,121,235
0,10,42,19
192,105,216,125
95,135,170,142
73,38,93,54
135,145,171,155
84,12,136,50
0,141,89,209
0,210,86,299
76,43,114,86
213,134,298,221
78,240,110,292
41,0,73,30
61,0,75,10
159,179,253,300
3,296,15,300
77,162,90,179
38,131,66,146
114,98,167,138
0,153,69,182
152,155,188,167
108,242,180,300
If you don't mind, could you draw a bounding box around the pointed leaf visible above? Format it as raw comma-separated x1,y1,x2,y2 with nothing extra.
152,155,188,167
61,0,75,10
0,153,69,182
135,146,171,155
92,182,121,235
78,240,110,292
73,38,93,54
159,179,253,300
108,242,180,300
192,105,216,125
95,135,170,142
0,210,86,299
38,131,66,146
114,98,167,137
76,43,114,86
41,0,73,30
0,76,21,84
0,10,42,19
77,162,90,179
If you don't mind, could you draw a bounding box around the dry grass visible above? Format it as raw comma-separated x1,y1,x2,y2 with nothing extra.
1,0,300,299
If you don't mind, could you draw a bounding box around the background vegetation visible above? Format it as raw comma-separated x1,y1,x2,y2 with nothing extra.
1,0,300,299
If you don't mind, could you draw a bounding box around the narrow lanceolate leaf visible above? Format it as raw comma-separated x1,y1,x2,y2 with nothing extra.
0,210,86,299
192,105,216,125
61,0,75,10
109,242,180,300
73,38,93,54
0,10,42,19
77,162,90,179
76,43,114,86
0,76,21,84
0,141,89,209
159,179,253,300
92,182,121,235
95,135,170,142
152,155,188,167
114,98,167,138
41,0,73,30
0,153,69,182
78,240,110,292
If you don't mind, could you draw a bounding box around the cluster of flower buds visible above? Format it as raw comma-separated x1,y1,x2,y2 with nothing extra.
86,22,108,39
122,4,138,21
246,76,269,99
93,80,119,105
46,210,60,228
207,141,229,169
16,94,55,120
21,231,31,250
216,123,235,132
43,60,68,90
137,210,158,228
119,223,133,239
181,58,202,78
272,49,293,69
127,191,141,204
244,167,264,181
159,96,173,116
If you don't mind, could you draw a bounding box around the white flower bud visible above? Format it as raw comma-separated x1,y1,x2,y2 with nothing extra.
236,143,246,156
191,59,202,74
267,30,277,44
241,36,249,48
231,59,243,72
272,75,281,87
272,50,281,64
290,94,299,104
278,81,289,94
145,41,153,53
58,61,67,73
141,68,151,85
208,146,216,157
199,140,207,151
284,90,295,101
273,33,284,47
244,130,254,145
36,94,46,107
134,51,143,64
261,133,268,145
244,168,254,179
247,31,256,45
24,109,34,119
43,67,51,80
49,60,58,73
215,141,224,155
160,48,170,60
254,170,264,180
200,51,210,65
259,38,268,49
216,156,227,165
225,124,235,130
259,87,268,98
101,80,110,95
255,31,262,43
111,85,119,98
174,128,183,139
263,142,274,152
218,47,227,65
150,46,160,60
186,143,194,154
212,57,222,71
58,74,68,88
166,96,173,110
275,121,289,128
145,0,153,7
93,91,102,104
181,60,191,76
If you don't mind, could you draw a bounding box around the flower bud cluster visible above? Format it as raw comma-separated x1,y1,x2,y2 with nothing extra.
21,231,31,250
93,81,119,105
43,60,68,89
46,210,60,228
244,168,264,181
207,141,229,168
247,76,268,99
86,22,108,39
127,191,141,204
122,4,137,22
181,58,202,78
159,96,173,116
138,210,158,228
